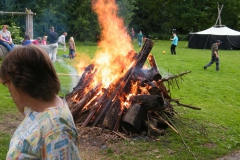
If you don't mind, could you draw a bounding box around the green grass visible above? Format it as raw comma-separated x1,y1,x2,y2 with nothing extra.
0,41,240,159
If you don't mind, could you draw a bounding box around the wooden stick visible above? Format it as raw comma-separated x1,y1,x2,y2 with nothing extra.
151,112,179,134
112,131,129,140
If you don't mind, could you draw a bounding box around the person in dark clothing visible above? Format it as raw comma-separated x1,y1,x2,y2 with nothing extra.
204,40,222,71
47,27,58,62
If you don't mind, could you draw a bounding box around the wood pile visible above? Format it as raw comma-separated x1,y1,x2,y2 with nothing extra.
65,39,200,136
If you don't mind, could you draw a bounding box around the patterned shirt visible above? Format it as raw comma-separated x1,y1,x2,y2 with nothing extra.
6,103,81,160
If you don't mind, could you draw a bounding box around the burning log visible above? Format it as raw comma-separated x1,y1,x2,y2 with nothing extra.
71,84,101,120
135,39,154,68
65,64,96,103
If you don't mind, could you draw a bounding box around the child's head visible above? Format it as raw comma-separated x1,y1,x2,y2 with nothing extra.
43,36,47,40
24,35,30,40
69,37,74,42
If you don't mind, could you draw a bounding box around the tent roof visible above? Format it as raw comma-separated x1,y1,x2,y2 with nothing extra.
191,26,240,36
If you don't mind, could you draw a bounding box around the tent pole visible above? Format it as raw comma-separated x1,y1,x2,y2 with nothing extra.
184,33,194,49
204,35,209,50
215,4,223,26
227,36,232,50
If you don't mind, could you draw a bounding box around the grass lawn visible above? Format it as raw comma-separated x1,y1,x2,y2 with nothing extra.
0,40,239,159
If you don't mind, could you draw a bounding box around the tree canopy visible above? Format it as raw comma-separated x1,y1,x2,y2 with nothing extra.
1,0,240,41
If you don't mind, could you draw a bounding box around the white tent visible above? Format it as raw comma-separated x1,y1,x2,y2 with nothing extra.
188,26,240,50
196,26,240,35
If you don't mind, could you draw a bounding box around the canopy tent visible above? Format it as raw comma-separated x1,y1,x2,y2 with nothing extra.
188,26,240,50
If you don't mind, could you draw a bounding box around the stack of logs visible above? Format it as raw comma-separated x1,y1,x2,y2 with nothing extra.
65,39,199,136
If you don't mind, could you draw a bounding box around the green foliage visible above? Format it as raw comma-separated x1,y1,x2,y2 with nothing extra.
1,0,240,42
117,0,137,27
66,0,100,42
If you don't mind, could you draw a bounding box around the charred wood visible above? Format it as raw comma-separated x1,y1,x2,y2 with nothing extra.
103,99,121,130
122,103,147,131
81,87,110,127
135,39,154,68
130,95,165,111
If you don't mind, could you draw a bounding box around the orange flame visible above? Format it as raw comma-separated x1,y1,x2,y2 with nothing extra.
89,0,134,88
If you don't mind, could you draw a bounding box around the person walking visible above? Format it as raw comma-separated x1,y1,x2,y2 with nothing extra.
0,45,81,159
0,25,15,51
69,37,76,59
58,32,67,51
131,28,135,42
137,31,143,47
170,32,178,55
204,40,222,71
47,27,58,62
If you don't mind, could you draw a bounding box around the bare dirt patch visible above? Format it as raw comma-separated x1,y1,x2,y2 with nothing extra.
0,113,23,135
1,113,240,160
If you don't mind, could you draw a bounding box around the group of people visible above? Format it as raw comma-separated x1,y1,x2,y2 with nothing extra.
0,24,223,159
130,28,144,47
0,25,76,62
0,26,81,159
22,35,47,46
130,28,221,71
42,27,76,61
169,31,221,71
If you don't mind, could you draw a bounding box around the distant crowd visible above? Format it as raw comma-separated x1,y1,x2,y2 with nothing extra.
0,25,76,62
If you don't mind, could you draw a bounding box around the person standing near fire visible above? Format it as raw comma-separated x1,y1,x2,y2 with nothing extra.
131,28,135,42
58,32,67,51
47,26,58,62
69,37,76,59
0,45,81,159
170,32,178,55
137,31,143,47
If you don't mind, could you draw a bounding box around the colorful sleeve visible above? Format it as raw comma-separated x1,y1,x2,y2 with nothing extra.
43,131,81,160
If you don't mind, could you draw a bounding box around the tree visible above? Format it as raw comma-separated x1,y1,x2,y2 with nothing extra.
117,0,137,27
66,0,99,42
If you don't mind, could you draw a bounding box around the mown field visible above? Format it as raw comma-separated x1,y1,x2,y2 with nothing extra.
0,40,239,160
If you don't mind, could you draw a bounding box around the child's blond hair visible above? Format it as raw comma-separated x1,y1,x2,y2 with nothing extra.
69,37,74,42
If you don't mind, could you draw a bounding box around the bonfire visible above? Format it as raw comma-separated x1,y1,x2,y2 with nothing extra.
65,0,200,139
